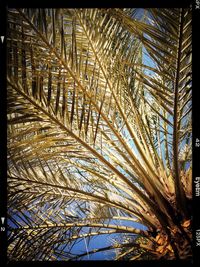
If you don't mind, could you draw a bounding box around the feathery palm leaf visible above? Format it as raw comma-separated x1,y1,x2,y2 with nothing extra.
7,7,192,260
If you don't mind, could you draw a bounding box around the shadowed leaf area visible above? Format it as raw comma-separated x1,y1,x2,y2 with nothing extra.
7,7,192,261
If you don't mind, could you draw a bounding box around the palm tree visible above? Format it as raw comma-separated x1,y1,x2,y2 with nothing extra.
7,7,192,261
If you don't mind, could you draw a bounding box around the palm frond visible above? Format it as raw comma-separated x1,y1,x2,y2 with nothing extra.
7,7,192,261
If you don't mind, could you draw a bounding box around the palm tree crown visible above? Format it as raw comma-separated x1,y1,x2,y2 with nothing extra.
7,7,192,261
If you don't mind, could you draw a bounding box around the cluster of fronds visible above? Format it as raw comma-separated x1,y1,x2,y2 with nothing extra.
7,7,192,260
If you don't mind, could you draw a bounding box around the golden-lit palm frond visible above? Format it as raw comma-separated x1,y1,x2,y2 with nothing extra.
7,7,192,261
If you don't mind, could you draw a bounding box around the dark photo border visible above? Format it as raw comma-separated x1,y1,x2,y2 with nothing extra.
1,1,199,266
